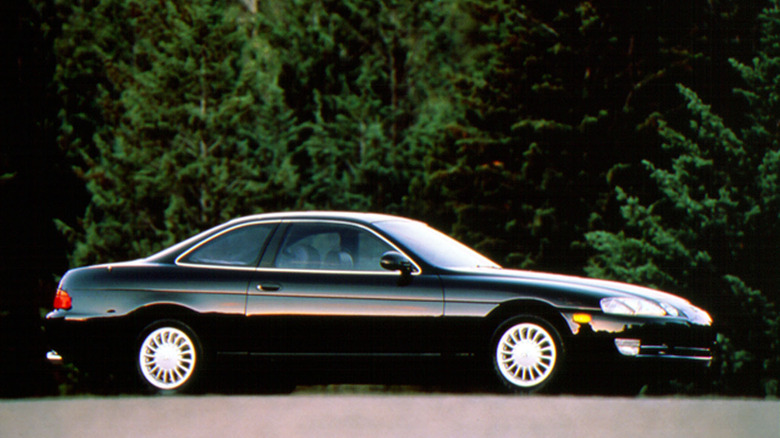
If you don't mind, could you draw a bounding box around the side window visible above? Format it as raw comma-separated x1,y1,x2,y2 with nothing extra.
274,223,394,271
181,223,273,267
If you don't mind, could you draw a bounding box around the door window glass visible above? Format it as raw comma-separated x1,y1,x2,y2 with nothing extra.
274,223,394,271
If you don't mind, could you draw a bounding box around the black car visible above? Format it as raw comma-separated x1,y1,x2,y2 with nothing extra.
46,211,714,393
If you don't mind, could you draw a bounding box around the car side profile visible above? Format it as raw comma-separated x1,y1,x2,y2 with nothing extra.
46,212,714,393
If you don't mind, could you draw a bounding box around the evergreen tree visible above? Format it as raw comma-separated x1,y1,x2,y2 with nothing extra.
416,0,751,271
257,0,459,213
585,1,780,395
56,0,295,266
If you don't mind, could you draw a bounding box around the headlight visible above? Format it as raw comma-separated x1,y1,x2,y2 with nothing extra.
600,297,667,317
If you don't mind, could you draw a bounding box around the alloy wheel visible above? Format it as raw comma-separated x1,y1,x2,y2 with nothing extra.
138,326,197,391
495,322,558,389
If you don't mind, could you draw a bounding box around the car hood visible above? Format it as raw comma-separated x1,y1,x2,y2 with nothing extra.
492,268,689,303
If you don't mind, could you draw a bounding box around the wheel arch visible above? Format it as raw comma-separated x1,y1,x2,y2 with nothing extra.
125,304,207,349
127,303,201,328
485,299,573,342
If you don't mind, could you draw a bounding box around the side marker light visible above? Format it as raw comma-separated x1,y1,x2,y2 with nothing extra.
573,313,592,324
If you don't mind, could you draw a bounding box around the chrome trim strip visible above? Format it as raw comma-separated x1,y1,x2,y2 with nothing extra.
248,352,441,358
86,287,248,296
173,263,401,276
253,267,399,276
636,354,713,361
247,291,441,302
174,263,259,272
636,344,713,361
638,344,668,351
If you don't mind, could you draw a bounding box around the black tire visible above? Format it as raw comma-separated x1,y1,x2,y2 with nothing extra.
491,316,564,393
136,320,203,394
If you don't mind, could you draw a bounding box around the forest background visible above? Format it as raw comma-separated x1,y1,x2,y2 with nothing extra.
1,0,778,397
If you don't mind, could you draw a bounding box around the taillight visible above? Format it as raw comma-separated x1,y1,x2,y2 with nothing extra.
53,288,72,310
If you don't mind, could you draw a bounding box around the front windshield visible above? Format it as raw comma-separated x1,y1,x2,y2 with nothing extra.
375,220,501,270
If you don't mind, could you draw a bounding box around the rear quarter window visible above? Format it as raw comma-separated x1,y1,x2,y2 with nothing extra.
179,223,273,267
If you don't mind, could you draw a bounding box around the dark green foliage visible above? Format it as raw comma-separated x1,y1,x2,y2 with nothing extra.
257,0,458,213
55,0,295,266
55,0,466,265
586,0,780,395
417,0,752,272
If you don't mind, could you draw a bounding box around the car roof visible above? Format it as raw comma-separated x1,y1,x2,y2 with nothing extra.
225,211,416,226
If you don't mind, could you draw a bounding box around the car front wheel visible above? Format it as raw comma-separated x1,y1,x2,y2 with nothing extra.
492,317,563,393
137,321,201,393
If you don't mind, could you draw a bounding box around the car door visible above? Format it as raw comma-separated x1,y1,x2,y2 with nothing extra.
245,220,444,356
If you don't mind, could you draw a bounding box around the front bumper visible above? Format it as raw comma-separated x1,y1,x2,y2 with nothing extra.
560,312,715,392
563,311,716,364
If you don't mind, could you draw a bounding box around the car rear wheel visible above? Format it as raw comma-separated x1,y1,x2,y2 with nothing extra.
492,317,563,393
137,321,201,393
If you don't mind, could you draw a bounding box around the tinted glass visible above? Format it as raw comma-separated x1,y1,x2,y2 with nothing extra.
374,220,500,269
274,222,393,271
181,223,273,267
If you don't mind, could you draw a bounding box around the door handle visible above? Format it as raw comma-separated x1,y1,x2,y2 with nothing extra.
256,282,281,292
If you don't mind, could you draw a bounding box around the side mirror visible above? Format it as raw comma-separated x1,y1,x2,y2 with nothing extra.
380,251,414,275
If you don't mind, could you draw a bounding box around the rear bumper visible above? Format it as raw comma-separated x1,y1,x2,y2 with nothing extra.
44,310,74,364
44,309,133,367
46,350,63,365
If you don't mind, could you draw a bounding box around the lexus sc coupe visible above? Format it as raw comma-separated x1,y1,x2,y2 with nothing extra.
46,212,714,393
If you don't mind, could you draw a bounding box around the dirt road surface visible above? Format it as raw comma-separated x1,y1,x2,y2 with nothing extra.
2,390,777,438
